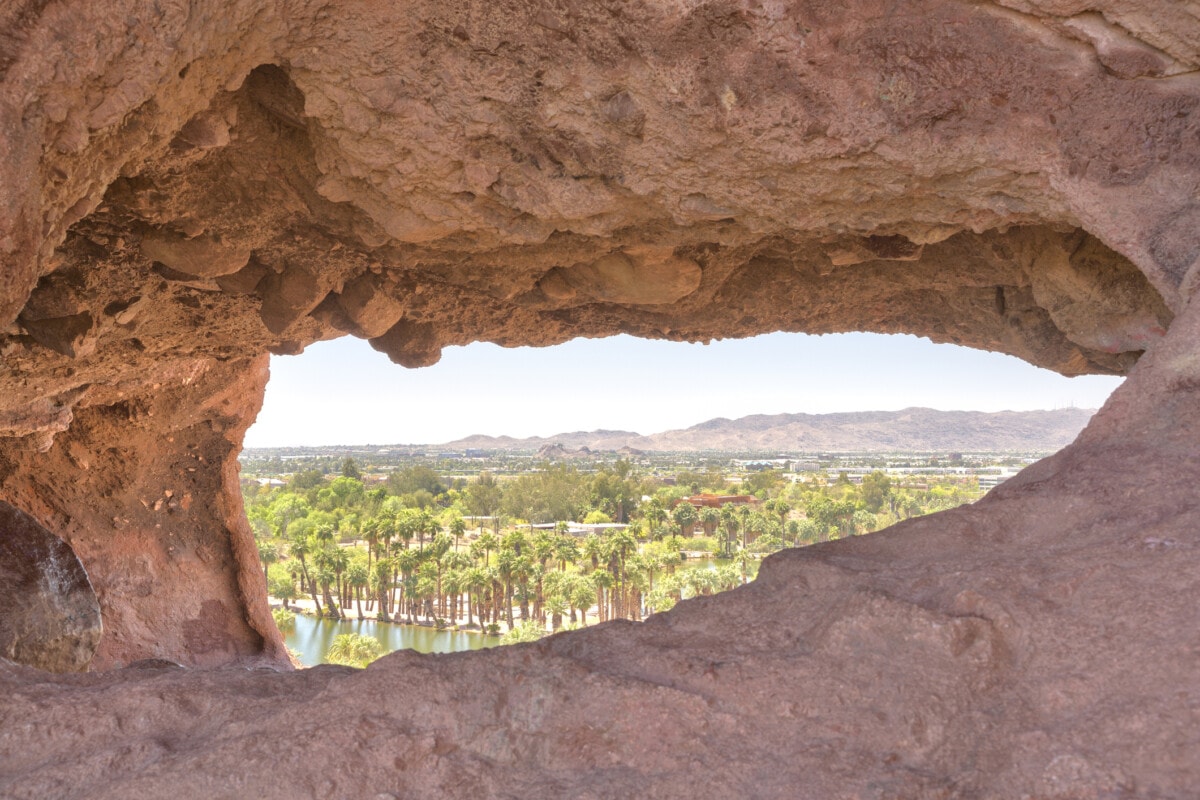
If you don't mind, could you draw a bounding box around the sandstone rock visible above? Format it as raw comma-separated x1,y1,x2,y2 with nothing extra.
336,273,407,339
551,248,703,306
140,230,251,279
18,311,96,358
0,0,1197,794
0,500,100,672
369,319,443,368
2,319,1200,792
257,264,324,335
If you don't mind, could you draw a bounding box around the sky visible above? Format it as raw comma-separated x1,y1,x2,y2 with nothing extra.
242,332,1124,447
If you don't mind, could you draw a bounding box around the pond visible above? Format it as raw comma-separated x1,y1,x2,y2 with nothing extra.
285,613,499,667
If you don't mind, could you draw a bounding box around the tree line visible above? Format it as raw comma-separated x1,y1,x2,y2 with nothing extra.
249,458,980,635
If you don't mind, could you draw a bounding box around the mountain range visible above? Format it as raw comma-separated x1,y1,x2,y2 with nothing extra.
442,407,1096,453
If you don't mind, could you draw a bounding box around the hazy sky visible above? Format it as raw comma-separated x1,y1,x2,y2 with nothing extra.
242,332,1124,447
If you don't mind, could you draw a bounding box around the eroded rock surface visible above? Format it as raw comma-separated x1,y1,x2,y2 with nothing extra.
0,0,1198,794
0,500,100,672
3,296,1200,795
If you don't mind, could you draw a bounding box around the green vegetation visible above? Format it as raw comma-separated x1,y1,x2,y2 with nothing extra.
325,633,384,668
271,606,296,631
247,448,994,662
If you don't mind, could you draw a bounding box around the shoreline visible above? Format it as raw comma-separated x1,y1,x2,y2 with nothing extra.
272,595,591,635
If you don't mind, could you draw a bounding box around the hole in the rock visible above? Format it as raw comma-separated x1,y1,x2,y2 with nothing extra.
0,500,101,672
241,333,1121,667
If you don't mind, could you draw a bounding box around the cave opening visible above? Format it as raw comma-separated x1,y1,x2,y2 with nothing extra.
239,331,1124,665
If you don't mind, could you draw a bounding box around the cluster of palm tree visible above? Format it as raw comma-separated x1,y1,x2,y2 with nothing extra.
252,461,984,636
271,509,751,633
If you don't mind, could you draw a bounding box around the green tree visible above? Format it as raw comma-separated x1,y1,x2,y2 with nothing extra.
388,465,446,498
268,492,311,539
744,469,783,496
466,472,503,533
271,607,296,631
289,469,325,491
589,461,640,523
718,504,739,557
269,572,299,609
346,561,370,619
326,633,383,668
671,501,698,536
447,511,467,552
501,619,547,644
641,497,667,539
502,463,588,524
861,471,892,513
257,540,278,585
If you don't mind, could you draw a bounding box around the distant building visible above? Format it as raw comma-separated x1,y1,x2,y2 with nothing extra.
678,493,760,509
977,468,1022,491
529,522,629,537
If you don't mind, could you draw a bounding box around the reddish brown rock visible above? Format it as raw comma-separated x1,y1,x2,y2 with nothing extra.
0,357,286,670
1,297,1199,793
0,0,1198,794
139,230,251,280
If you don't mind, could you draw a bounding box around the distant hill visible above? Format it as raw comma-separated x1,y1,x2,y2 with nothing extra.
442,408,1096,453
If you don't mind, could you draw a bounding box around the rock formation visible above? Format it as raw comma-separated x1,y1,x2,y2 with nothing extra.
0,0,1198,795
0,500,100,672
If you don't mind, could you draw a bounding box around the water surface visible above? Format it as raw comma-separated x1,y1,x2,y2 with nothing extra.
286,613,498,666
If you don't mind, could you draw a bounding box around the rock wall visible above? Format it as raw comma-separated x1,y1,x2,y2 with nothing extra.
0,0,1198,794
3,294,1200,796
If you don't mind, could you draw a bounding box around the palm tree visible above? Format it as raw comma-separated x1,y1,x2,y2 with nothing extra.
313,555,340,619
346,561,369,618
571,578,597,625
360,516,380,574
465,566,488,627
514,556,536,622
372,560,393,621
554,534,580,572
326,633,382,668
396,508,419,553
606,528,638,620
545,594,568,631
416,509,437,552
767,499,792,540
735,549,753,585
395,548,421,621
476,531,497,567
442,568,464,624
699,506,720,538
257,539,278,585
497,548,517,629
441,550,471,619
448,512,467,552
289,534,322,615
415,566,438,622
591,570,613,622
672,502,698,537
737,505,753,552
543,570,568,630
719,504,739,557
642,498,667,539
314,522,336,548
582,533,603,573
